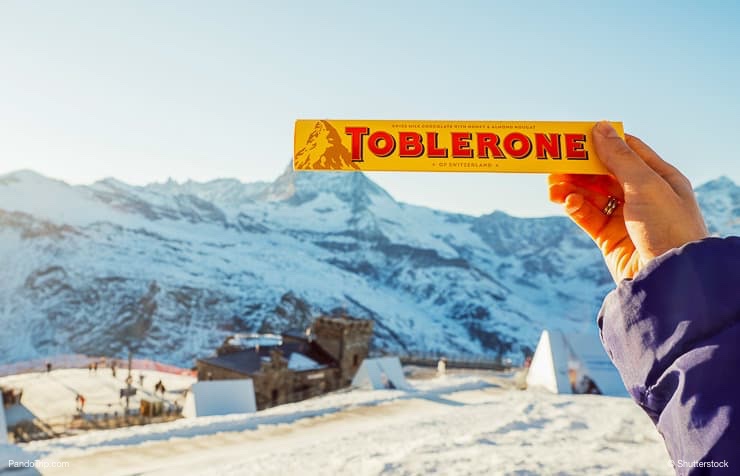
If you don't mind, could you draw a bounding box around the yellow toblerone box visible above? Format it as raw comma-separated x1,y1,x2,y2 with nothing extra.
294,120,623,174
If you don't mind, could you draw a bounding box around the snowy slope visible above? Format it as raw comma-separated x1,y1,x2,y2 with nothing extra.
7,373,672,476
0,153,737,367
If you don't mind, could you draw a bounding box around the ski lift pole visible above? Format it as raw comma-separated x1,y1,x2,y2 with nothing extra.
126,349,133,415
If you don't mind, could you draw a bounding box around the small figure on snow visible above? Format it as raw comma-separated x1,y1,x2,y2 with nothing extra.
437,357,447,377
75,393,86,413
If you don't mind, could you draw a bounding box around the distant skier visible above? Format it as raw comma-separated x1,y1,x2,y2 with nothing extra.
111,363,117,378
46,362,52,373
139,373,145,387
75,394,86,413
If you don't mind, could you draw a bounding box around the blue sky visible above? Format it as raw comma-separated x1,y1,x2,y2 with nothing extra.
1,1,738,216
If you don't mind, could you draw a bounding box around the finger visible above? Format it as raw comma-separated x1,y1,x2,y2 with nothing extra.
562,192,612,240
624,134,693,198
549,183,622,243
560,189,634,283
548,173,624,201
549,182,623,218
592,121,661,190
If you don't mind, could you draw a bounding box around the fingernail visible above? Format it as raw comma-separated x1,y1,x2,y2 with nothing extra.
594,121,619,138
564,193,584,214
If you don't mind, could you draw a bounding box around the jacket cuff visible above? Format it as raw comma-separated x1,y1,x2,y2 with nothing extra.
597,237,740,404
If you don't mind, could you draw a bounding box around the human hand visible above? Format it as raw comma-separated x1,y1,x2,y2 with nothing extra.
548,121,709,283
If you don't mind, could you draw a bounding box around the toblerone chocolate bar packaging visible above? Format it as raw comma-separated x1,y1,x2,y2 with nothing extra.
294,120,624,174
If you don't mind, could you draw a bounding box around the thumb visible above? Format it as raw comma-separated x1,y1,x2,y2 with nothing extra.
592,121,659,189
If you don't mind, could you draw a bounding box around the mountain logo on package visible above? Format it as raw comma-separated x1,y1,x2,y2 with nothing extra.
294,121,359,170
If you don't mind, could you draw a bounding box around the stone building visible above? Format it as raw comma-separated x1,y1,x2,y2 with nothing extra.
195,315,373,410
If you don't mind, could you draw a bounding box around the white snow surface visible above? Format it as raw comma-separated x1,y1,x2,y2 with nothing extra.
3,372,672,476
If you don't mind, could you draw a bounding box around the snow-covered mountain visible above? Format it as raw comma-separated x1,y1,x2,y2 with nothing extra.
0,159,737,367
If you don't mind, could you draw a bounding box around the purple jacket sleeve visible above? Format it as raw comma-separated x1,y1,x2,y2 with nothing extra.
598,237,740,475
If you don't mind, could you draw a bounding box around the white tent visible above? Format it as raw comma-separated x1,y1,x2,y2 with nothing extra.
526,330,628,397
183,379,257,418
0,393,7,444
352,357,411,390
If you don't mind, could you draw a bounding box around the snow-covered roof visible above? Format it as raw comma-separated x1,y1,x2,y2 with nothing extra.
226,333,282,349
287,353,324,371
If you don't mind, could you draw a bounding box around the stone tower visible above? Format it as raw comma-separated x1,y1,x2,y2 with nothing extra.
311,315,373,386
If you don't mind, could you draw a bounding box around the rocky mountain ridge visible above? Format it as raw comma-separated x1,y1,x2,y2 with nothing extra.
0,166,736,367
